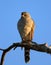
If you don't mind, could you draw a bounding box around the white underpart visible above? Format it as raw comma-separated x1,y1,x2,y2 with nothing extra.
18,18,33,38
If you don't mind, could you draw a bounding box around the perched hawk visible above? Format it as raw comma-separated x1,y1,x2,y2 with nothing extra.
17,12,35,63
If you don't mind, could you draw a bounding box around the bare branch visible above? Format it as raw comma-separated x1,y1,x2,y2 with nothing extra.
0,49,5,51
0,41,51,65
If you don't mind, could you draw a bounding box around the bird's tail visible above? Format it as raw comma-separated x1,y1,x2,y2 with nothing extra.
24,47,30,63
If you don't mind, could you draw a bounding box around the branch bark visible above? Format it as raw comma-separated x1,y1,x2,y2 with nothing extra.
0,41,51,65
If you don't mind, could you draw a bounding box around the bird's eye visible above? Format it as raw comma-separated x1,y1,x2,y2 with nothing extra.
24,14,27,16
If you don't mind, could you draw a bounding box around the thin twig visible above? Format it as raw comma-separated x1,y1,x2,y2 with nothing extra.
0,49,4,51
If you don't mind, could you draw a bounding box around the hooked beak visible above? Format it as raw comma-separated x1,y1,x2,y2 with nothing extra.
21,14,24,17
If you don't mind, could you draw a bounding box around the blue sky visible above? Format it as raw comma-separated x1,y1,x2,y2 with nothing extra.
0,0,51,65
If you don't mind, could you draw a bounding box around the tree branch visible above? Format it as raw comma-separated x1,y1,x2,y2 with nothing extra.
0,41,51,65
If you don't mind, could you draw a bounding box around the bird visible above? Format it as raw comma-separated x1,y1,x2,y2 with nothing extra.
17,12,35,63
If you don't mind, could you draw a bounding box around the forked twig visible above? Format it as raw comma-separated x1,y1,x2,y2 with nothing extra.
0,41,51,65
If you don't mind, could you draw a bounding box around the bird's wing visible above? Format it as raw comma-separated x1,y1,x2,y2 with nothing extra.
26,19,35,40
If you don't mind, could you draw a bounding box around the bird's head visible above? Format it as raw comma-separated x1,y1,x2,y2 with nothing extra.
21,12,31,19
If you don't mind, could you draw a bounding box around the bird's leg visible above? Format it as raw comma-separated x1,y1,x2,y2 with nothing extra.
21,39,32,50
21,38,28,50
21,39,25,50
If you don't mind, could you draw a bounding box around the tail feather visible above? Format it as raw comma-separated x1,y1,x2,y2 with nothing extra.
24,47,30,63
